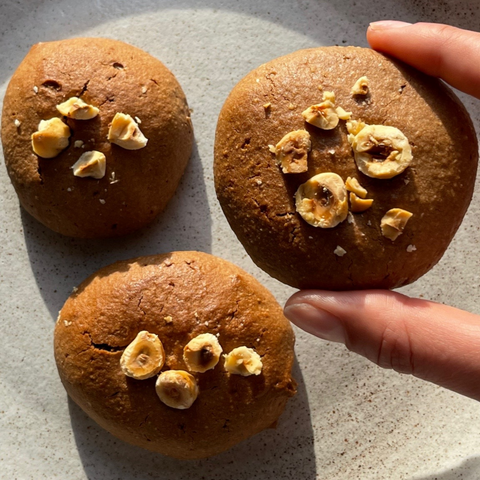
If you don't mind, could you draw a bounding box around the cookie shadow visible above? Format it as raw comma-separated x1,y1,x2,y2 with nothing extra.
22,141,212,321
68,356,316,480
411,456,480,480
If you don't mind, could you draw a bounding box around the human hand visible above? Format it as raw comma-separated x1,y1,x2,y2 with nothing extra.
284,22,480,401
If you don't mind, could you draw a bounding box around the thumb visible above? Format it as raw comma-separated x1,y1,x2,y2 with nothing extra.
284,290,480,401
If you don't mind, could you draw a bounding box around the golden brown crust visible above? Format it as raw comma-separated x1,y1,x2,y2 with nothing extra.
214,46,478,290
2,38,193,237
54,251,296,459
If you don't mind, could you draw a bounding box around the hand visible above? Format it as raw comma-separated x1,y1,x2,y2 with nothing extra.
284,22,480,401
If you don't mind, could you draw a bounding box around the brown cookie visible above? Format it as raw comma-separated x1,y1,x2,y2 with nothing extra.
54,251,296,459
1,38,193,237
214,46,478,290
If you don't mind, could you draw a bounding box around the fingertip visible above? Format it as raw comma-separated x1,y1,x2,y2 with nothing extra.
368,20,412,31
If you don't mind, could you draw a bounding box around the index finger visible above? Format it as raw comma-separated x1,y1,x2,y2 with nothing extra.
367,21,480,99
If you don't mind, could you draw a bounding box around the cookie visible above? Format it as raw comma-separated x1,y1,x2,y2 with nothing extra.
54,251,296,459
1,38,193,237
214,46,478,290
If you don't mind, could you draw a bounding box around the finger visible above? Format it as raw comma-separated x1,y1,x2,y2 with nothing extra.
367,21,480,99
284,290,480,401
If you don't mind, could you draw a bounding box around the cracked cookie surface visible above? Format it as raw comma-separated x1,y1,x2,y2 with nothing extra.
214,46,478,290
54,251,296,459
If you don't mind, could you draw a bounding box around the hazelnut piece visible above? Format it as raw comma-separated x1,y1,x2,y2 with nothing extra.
295,172,348,228
224,346,263,376
274,130,311,174
183,333,223,373
351,76,369,96
350,124,413,179
31,118,71,158
302,91,339,130
107,113,148,150
120,331,165,380
56,97,99,120
345,176,367,198
349,192,373,212
155,370,199,409
72,151,106,179
381,208,413,241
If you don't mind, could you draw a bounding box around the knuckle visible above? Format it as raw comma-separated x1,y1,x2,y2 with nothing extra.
376,318,416,375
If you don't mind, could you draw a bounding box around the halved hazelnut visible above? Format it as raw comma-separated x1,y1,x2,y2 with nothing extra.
120,331,165,380
224,346,262,376
295,172,348,228
302,91,339,130
72,151,106,179
350,124,412,179
56,97,99,120
107,113,148,150
31,118,71,158
349,192,373,212
345,176,367,198
380,208,413,241
183,333,223,373
274,130,311,174
351,76,369,96
155,370,199,409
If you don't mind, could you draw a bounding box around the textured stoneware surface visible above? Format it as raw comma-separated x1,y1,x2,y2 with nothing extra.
1,1,480,479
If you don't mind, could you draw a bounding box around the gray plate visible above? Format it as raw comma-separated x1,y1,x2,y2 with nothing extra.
1,1,480,479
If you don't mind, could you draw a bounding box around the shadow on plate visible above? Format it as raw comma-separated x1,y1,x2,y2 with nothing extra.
412,455,480,480
22,141,212,321
68,357,316,480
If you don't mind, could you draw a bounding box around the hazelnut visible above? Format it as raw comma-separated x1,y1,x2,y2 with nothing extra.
107,113,148,150
335,106,352,120
183,333,223,373
345,176,367,198
72,151,106,179
120,331,165,380
224,346,263,376
31,118,71,158
334,246,347,257
295,172,348,228
274,130,311,174
155,370,199,409
380,208,413,241
349,124,413,179
351,76,369,96
56,97,99,120
349,192,373,212
302,91,339,130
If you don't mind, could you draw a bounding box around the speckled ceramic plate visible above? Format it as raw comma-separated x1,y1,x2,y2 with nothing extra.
1,1,480,479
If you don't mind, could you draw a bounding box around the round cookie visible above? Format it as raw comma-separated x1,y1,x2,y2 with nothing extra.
214,46,478,290
54,251,296,459
1,38,193,237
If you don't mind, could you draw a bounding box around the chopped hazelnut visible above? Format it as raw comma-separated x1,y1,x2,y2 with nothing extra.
381,208,413,241
72,151,106,179
345,177,367,198
108,113,148,150
351,76,369,96
302,91,339,130
31,118,71,158
295,172,348,228
56,97,99,120
274,130,311,174
349,192,373,212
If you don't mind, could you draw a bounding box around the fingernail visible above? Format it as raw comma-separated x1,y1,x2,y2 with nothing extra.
369,20,412,31
284,303,345,343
